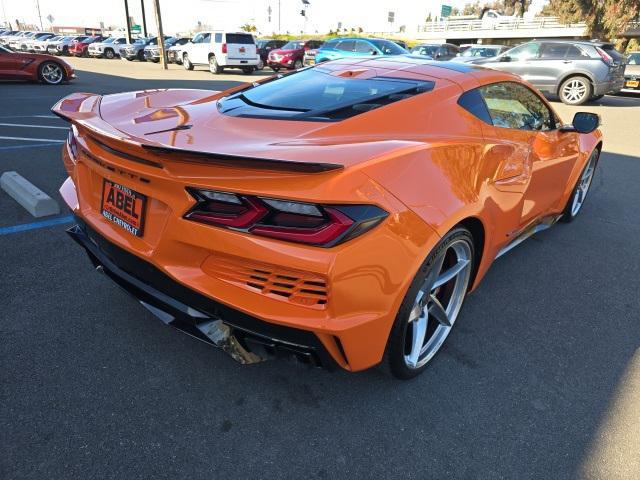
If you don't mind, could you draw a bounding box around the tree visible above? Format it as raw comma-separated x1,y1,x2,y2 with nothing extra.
240,23,257,33
542,0,640,40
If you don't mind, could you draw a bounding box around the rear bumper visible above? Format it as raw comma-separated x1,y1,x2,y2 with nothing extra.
68,217,340,370
594,77,625,96
222,57,260,67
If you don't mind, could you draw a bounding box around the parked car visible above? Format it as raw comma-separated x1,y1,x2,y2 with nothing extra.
144,37,189,62
622,52,640,93
54,56,602,379
181,31,259,74
119,37,158,61
0,44,74,84
451,44,509,63
8,32,36,50
0,31,19,46
88,36,127,59
22,32,56,52
256,38,287,70
51,36,88,56
391,39,408,50
167,41,187,64
303,46,320,66
32,35,63,53
68,36,104,57
411,43,459,60
267,39,323,71
314,37,407,63
475,40,626,105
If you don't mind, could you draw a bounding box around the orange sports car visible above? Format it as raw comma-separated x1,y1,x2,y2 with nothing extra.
53,57,602,379
0,45,75,84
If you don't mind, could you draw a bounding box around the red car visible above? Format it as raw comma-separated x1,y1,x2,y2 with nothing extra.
68,36,103,57
0,45,75,84
267,39,323,71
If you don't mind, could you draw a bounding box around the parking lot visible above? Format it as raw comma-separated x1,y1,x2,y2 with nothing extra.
1,57,639,479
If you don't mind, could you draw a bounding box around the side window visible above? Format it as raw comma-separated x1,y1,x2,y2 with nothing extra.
336,40,355,52
458,88,492,125
539,44,570,59
202,33,211,43
192,33,203,44
506,42,540,61
479,82,554,131
565,45,589,59
214,33,222,43
354,40,372,53
323,39,339,49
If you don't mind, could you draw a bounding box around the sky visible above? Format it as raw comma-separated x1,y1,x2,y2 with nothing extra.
0,0,548,35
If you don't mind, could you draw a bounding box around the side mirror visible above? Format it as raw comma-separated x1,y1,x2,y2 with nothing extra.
370,49,378,55
560,112,600,134
500,55,511,62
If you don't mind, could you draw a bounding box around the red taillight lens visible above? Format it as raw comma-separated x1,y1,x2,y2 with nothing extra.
595,47,613,66
184,189,387,247
222,43,227,54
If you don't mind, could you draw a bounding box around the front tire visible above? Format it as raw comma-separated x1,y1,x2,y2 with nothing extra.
293,59,303,69
559,76,592,105
385,227,474,379
183,54,193,70
560,149,599,222
104,48,115,59
39,61,65,85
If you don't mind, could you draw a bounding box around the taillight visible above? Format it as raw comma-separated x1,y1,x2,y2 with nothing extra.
184,189,388,247
67,124,78,159
595,47,613,66
222,43,227,54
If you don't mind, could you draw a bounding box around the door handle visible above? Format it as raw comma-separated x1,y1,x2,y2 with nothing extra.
563,60,573,64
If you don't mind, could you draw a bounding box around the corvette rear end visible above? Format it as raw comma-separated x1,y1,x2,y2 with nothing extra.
52,81,438,373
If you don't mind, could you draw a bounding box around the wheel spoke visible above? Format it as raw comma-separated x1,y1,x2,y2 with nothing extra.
432,258,470,290
407,315,427,367
421,250,446,293
429,295,451,327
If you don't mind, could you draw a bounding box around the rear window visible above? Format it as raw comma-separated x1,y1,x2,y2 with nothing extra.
225,33,254,45
218,67,433,121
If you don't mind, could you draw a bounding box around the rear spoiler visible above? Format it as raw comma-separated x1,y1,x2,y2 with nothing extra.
52,92,343,174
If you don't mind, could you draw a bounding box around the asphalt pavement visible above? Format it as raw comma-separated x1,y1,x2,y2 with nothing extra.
1,58,639,480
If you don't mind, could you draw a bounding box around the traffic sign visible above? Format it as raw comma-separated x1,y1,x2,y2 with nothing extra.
441,5,452,18
131,24,141,33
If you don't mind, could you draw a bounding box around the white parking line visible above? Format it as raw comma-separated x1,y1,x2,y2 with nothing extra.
0,115,59,119
0,136,65,143
0,123,68,130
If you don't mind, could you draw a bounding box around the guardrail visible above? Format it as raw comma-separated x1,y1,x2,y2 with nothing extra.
418,16,586,33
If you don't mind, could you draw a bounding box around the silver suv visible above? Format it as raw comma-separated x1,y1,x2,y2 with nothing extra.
475,40,626,105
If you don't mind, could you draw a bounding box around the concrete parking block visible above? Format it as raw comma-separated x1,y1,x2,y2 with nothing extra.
1,171,60,217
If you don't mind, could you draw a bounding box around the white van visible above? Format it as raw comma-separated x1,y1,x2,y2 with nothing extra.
181,31,259,74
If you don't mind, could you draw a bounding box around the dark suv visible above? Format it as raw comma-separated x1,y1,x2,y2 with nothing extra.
476,40,626,105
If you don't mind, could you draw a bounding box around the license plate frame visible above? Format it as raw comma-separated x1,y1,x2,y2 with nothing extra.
625,80,639,88
101,179,147,237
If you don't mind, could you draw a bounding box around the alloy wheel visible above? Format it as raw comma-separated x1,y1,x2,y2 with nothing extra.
403,240,472,369
562,79,588,104
570,153,597,217
40,62,63,84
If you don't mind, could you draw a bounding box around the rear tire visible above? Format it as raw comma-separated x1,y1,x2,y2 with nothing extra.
183,54,193,70
384,227,475,380
209,55,223,74
560,149,599,223
256,59,264,70
271,66,280,72
242,67,253,75
559,76,592,105
137,50,145,62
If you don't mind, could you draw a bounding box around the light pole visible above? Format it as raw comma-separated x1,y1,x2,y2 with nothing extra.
35,0,43,30
152,0,167,70
124,0,132,43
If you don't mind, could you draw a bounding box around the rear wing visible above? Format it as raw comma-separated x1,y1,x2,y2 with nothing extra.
51,92,343,174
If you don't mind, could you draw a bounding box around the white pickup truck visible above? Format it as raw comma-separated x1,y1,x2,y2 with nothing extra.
181,31,259,74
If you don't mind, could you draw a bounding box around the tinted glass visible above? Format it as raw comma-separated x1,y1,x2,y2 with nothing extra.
628,53,640,65
323,39,339,48
214,33,222,43
413,45,438,56
505,42,540,60
282,41,305,50
219,68,431,117
354,40,374,53
226,33,254,44
461,46,503,57
458,89,492,124
370,39,406,54
336,40,355,51
0,46,11,54
540,44,570,59
565,45,588,59
479,82,553,131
